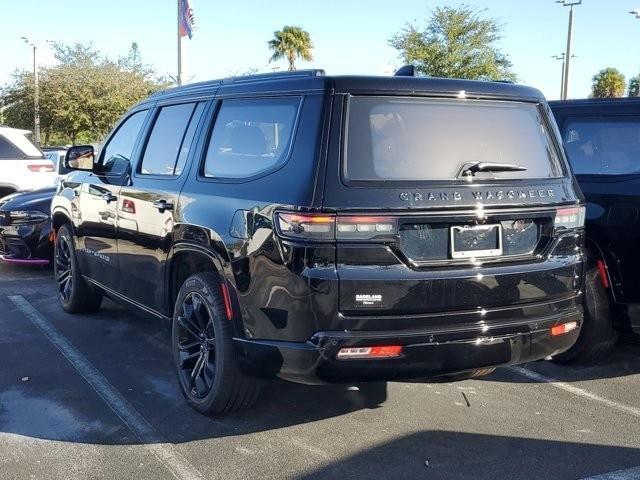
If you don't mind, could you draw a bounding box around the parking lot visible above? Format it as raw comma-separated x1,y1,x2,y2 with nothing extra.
0,263,639,480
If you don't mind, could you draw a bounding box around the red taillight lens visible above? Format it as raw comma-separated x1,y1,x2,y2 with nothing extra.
550,321,578,336
276,212,336,241
554,206,585,230
337,345,403,359
27,163,55,173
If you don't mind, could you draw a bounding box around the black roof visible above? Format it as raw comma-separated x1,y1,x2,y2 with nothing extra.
549,97,640,107
143,69,546,106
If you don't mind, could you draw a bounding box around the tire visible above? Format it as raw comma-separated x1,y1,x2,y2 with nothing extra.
172,272,261,415
54,224,103,313
552,263,617,364
445,368,496,381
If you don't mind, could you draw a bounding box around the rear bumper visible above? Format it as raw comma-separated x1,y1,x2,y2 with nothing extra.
234,307,583,384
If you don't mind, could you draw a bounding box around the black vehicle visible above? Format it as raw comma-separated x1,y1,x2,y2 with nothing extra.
0,187,55,265
52,70,585,415
550,98,640,362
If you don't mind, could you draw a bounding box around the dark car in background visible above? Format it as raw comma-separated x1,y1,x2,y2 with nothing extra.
550,98,640,363
0,187,55,265
51,70,585,415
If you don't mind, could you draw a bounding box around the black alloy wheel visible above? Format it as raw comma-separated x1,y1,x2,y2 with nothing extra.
55,233,73,303
172,272,262,415
176,292,217,399
53,224,102,314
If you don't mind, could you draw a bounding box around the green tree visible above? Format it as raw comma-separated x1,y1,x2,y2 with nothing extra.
629,75,639,97
591,68,626,98
389,5,516,81
268,26,313,71
1,42,166,145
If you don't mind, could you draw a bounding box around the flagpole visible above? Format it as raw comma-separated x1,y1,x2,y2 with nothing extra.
177,0,182,85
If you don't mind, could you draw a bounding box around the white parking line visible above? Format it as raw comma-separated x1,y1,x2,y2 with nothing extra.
510,366,640,419
8,295,206,480
580,466,640,479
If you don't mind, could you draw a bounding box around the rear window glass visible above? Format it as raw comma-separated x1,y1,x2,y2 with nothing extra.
203,97,300,179
344,97,563,182
563,117,640,175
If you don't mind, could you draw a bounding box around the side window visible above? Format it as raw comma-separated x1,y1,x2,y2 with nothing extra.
564,117,640,175
99,110,148,175
0,137,22,159
203,97,300,179
140,102,199,176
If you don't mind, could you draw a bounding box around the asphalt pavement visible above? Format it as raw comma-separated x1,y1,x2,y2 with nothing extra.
1,263,639,480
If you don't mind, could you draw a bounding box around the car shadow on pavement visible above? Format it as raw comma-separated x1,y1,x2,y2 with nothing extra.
294,430,640,480
478,339,640,385
0,288,391,447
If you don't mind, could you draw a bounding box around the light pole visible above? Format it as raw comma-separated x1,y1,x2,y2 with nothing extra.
630,9,640,96
21,36,40,145
556,0,581,100
552,54,566,99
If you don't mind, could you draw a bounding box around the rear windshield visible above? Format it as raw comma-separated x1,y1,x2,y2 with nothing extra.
562,117,640,175
344,97,564,182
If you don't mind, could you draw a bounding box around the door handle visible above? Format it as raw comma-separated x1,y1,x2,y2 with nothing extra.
101,192,117,203
153,200,174,212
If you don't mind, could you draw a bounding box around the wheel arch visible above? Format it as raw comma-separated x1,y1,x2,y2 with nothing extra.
165,242,229,318
51,207,73,231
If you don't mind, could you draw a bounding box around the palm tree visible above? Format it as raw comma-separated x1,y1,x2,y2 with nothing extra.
268,26,313,71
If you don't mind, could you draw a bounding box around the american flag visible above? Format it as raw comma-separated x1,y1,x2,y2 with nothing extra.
179,0,195,39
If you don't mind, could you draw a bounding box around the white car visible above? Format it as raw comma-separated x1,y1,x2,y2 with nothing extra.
0,127,57,198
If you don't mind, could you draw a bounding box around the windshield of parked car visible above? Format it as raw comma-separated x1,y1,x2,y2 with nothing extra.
563,117,640,175
344,97,564,182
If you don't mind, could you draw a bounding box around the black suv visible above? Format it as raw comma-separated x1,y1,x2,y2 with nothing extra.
52,70,585,415
551,98,640,362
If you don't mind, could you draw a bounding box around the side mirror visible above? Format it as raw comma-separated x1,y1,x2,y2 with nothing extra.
64,145,95,171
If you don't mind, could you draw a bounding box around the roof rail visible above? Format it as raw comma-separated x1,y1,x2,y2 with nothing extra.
149,69,326,99
226,69,325,84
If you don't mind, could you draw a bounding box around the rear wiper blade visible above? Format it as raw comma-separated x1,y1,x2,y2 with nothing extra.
458,162,527,178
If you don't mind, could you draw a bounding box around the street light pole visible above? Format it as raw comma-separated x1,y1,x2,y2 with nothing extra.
552,54,566,99
556,0,581,100
630,9,640,96
177,0,182,86
21,37,40,145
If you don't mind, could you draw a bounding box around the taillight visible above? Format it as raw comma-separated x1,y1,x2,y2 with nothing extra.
276,212,335,241
336,216,398,240
27,163,55,173
275,212,398,242
554,206,585,230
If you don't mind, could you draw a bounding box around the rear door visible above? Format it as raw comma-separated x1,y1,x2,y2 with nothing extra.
117,101,206,310
323,94,582,320
557,112,640,303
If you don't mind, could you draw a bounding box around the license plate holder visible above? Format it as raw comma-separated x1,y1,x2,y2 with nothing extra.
451,224,502,259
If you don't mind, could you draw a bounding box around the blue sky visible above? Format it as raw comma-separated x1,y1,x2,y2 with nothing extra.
2,0,640,100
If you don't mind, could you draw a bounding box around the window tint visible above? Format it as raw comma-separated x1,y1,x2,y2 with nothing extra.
563,117,640,175
203,97,300,179
140,103,197,176
100,110,148,175
0,137,22,159
345,97,563,182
